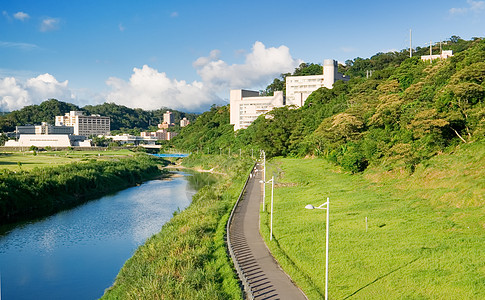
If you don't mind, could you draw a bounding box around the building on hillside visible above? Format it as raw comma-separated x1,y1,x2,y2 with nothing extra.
164,111,174,124
140,129,179,141
55,111,110,136
229,59,349,131
16,122,74,136
180,117,190,127
229,90,284,131
421,50,453,61
158,111,175,129
285,59,349,107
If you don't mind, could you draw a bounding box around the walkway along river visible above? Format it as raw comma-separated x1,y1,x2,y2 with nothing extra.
0,171,215,300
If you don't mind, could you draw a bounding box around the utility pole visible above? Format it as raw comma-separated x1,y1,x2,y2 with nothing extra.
409,29,412,58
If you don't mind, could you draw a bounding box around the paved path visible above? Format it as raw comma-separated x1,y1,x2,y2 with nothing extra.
228,164,307,300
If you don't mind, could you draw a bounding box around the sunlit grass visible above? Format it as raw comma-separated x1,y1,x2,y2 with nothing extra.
260,142,485,299
0,149,136,171
102,155,252,299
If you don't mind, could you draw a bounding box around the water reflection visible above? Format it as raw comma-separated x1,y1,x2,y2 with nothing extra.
181,169,219,191
0,171,212,300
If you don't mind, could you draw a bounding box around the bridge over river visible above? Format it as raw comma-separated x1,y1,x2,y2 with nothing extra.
150,153,190,158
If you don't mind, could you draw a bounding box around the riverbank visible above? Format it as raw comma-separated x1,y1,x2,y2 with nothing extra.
0,153,167,225
102,154,253,299
0,170,195,300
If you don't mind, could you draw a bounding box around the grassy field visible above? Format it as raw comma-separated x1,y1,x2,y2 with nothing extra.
0,149,136,171
260,142,485,299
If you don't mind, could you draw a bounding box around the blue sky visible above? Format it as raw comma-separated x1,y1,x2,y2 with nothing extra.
1,0,484,112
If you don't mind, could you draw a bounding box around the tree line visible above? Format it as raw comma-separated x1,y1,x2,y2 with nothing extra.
0,100,198,133
171,37,484,173
0,154,165,224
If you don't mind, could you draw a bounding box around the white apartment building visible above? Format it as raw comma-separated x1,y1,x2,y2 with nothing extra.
164,111,174,125
55,111,110,136
285,59,348,107
180,117,190,127
230,59,348,131
230,90,284,131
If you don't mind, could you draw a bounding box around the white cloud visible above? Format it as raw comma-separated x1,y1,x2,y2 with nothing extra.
194,41,301,91
469,0,485,11
0,74,74,111
105,65,220,111
2,11,11,21
105,41,300,111
170,11,179,18
381,48,399,53
40,17,60,32
119,23,125,32
0,41,39,51
13,11,29,21
2,41,301,113
340,46,357,53
450,0,485,14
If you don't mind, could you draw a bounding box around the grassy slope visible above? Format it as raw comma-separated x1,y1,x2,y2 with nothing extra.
102,154,252,299
260,142,484,299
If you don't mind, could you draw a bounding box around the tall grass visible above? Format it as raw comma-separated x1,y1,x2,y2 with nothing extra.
260,142,485,299
0,154,164,224
102,154,253,299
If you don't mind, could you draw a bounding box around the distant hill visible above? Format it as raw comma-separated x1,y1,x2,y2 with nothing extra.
0,100,198,133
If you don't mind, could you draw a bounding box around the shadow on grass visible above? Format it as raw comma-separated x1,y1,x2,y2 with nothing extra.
343,257,420,299
267,227,325,299
0,161,19,165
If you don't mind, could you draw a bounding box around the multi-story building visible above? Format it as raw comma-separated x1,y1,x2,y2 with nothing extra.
180,117,190,127
230,59,348,131
230,90,285,131
158,111,175,129
140,129,179,141
55,111,110,136
285,59,348,107
16,122,74,135
3,122,91,147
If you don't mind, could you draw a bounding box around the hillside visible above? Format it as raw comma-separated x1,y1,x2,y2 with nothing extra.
172,37,485,173
0,100,198,133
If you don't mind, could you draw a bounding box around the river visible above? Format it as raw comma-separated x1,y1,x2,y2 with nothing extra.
0,171,215,300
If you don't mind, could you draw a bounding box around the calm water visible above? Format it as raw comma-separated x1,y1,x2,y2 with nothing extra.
0,171,213,300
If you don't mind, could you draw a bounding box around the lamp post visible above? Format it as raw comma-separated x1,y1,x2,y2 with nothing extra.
260,176,274,240
262,151,266,211
305,197,330,300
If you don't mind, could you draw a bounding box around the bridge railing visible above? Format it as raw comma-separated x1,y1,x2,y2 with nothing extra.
150,153,190,158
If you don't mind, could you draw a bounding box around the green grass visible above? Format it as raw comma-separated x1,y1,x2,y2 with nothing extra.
0,149,136,171
260,142,485,299
102,155,253,299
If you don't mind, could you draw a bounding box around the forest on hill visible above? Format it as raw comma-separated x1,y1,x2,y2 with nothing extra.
172,36,485,173
0,100,198,134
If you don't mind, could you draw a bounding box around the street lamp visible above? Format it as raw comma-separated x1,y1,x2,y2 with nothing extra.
260,176,274,240
305,197,330,300
262,150,266,211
